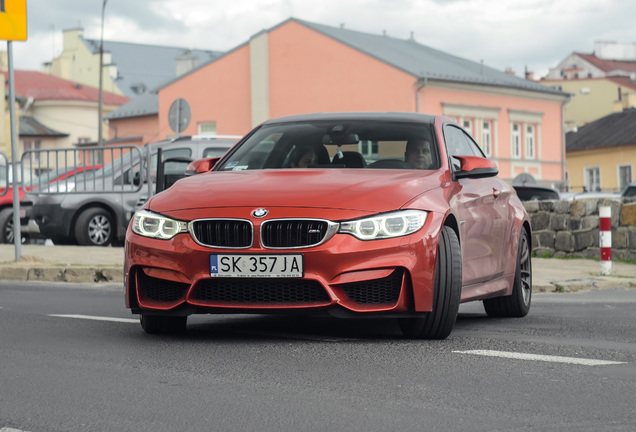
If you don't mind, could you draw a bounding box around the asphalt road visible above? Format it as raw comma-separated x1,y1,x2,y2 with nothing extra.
1,281,635,432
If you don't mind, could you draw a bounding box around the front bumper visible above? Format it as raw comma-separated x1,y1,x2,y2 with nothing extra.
28,198,75,240
124,212,444,316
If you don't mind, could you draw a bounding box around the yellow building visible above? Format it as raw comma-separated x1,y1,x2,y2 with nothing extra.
43,28,122,96
544,77,636,130
43,28,221,98
566,108,636,193
542,44,636,129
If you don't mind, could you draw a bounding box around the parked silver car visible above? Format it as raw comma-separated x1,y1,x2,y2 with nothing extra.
21,135,238,246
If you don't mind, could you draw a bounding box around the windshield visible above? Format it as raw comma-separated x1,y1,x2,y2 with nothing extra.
0,164,40,187
216,120,439,171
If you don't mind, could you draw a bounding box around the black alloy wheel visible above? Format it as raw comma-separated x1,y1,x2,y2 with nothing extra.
483,228,532,317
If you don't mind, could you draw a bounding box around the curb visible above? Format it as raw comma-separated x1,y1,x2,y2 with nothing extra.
0,266,123,284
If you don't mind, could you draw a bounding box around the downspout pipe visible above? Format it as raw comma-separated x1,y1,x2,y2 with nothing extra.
415,77,427,113
561,94,572,191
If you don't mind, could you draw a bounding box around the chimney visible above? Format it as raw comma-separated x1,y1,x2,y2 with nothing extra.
505,68,516,76
176,50,198,77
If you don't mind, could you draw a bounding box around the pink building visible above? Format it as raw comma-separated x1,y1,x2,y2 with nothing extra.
113,18,570,187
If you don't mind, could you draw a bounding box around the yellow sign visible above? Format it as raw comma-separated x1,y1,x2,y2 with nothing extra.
0,0,28,41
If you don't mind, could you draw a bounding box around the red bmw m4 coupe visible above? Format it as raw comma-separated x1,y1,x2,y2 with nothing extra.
125,112,532,339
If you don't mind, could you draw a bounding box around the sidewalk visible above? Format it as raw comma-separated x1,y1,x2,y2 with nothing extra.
1,244,636,292
0,244,124,284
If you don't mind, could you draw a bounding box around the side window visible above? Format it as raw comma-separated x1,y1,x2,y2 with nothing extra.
203,147,229,158
154,148,192,179
117,148,192,185
444,125,482,170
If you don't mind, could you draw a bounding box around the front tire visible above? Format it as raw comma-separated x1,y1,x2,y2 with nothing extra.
400,225,462,339
140,314,187,334
483,228,532,317
74,207,114,246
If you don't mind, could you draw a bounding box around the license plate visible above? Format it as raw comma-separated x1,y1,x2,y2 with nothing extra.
210,254,304,278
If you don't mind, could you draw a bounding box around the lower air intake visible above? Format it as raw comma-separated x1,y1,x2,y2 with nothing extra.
138,271,189,303
341,269,403,304
193,278,330,304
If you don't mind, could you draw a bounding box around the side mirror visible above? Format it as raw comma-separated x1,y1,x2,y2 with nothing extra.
185,157,221,176
453,155,498,179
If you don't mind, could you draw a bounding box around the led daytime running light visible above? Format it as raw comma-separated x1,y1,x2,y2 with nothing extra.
338,210,427,240
132,210,188,240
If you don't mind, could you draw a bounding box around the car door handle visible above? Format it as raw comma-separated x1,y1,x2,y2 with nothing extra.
493,188,501,198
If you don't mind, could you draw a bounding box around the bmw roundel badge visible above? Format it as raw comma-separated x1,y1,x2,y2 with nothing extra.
252,208,269,218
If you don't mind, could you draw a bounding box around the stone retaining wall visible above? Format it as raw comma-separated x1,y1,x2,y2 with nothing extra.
525,198,636,261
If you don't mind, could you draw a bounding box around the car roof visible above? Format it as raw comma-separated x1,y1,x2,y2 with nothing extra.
147,135,240,151
513,185,558,191
262,112,439,126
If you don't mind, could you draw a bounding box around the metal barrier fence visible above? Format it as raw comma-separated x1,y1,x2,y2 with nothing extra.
19,146,147,194
0,152,8,197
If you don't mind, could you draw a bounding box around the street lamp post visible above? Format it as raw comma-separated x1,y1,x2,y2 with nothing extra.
97,0,108,147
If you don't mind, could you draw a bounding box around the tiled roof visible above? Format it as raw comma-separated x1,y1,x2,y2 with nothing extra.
82,37,222,98
574,52,636,74
10,70,129,105
105,92,158,120
19,116,68,137
159,18,568,98
296,19,567,96
607,76,636,91
566,108,636,151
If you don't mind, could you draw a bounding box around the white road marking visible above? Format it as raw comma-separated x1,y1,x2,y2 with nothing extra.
453,349,626,366
49,314,138,324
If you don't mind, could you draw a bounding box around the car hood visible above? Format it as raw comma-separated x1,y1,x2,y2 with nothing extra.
147,169,442,215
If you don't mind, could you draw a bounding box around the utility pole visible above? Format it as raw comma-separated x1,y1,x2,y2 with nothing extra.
97,0,109,146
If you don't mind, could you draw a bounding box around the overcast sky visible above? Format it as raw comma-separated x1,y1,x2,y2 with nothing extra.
8,0,636,79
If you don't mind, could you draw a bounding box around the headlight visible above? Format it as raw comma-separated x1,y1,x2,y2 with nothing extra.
50,181,75,193
338,210,428,240
132,209,188,240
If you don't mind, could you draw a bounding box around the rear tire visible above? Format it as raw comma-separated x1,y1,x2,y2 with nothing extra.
483,228,532,317
74,207,114,246
0,208,14,244
400,226,462,339
140,314,187,334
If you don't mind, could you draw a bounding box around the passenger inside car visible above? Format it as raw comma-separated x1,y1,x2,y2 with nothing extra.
290,145,317,168
404,139,433,169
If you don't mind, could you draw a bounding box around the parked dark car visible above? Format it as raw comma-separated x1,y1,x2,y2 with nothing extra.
513,185,560,201
622,183,636,198
0,162,40,243
22,135,238,246
125,112,532,339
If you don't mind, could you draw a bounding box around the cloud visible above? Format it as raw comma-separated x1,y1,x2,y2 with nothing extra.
8,0,636,79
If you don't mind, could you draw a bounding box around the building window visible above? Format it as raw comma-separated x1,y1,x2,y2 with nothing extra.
619,164,632,192
481,121,492,157
511,123,521,159
198,122,217,135
359,140,379,159
585,166,601,192
525,124,535,159
23,140,41,161
462,118,473,136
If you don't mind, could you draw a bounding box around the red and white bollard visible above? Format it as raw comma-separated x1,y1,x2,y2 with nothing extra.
599,206,612,276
